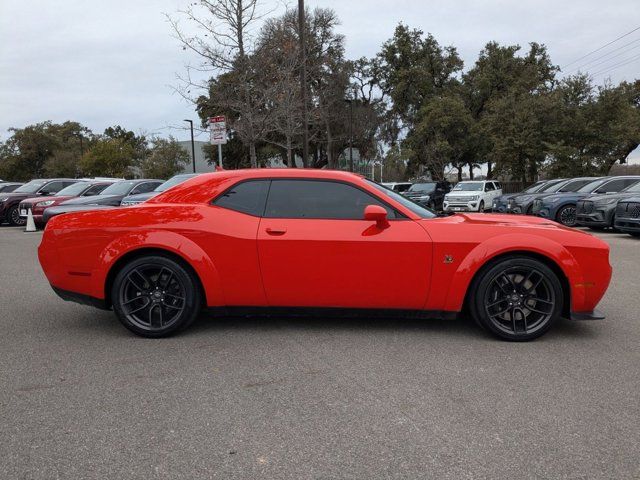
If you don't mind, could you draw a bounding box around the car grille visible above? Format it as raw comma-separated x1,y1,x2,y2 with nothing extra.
617,202,640,219
578,200,594,214
447,196,470,203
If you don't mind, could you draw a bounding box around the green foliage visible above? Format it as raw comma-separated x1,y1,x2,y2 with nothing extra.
79,138,136,178
139,137,190,179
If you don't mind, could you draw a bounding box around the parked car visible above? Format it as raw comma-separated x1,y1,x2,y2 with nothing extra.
0,182,23,193
576,179,640,230
120,174,199,206
402,181,451,210
38,169,612,341
532,176,640,227
507,177,596,215
381,182,412,193
492,180,550,213
17,180,116,228
0,178,80,226
443,180,502,212
614,197,640,236
42,179,163,225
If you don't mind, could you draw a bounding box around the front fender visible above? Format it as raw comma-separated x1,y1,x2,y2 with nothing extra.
89,229,223,306
442,233,585,312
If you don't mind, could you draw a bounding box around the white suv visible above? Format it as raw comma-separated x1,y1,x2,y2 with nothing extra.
443,180,502,213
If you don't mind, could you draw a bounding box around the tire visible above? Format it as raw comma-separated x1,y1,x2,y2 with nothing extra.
7,205,26,226
556,204,577,227
478,201,485,213
111,255,202,338
468,256,563,341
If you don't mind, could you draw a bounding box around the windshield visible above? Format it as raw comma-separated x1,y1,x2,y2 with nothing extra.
56,182,89,196
155,174,196,192
367,180,436,218
101,181,137,196
622,181,640,193
576,179,606,193
453,182,483,192
14,180,47,193
523,181,546,193
538,180,564,192
408,183,436,193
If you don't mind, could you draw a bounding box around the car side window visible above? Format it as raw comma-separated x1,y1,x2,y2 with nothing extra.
39,181,66,194
596,179,629,193
83,184,108,196
214,180,270,216
264,179,397,220
485,183,494,192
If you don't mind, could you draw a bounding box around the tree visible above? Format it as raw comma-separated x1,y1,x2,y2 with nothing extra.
139,137,190,178
79,138,136,178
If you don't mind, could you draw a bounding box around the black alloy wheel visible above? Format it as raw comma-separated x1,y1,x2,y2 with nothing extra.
469,256,562,341
8,205,26,226
111,255,201,337
557,204,577,227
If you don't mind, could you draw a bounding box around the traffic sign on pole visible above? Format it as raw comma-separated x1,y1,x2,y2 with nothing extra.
209,116,227,145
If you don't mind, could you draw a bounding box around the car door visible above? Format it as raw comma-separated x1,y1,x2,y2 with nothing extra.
257,179,432,309
483,182,494,204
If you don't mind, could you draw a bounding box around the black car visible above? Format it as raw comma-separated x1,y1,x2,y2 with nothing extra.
614,197,640,236
43,179,163,224
402,181,451,210
576,179,640,230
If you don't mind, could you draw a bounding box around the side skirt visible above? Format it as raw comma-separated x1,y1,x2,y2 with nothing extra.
203,306,459,321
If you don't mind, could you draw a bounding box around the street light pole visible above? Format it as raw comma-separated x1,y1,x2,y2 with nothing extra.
184,119,196,173
345,98,354,172
298,0,309,168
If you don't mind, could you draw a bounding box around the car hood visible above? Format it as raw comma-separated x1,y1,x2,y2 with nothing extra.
60,194,123,206
511,192,557,203
587,192,637,202
542,192,587,204
21,195,72,205
446,191,482,196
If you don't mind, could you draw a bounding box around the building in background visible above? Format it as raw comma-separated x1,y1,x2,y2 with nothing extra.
177,141,216,174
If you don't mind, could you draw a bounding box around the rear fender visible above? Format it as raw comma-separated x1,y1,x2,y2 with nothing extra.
90,230,222,306
442,233,584,312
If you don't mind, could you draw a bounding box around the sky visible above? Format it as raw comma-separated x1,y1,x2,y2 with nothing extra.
1,0,639,162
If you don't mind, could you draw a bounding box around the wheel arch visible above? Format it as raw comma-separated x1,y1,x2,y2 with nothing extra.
443,234,583,317
93,230,223,308
461,250,571,319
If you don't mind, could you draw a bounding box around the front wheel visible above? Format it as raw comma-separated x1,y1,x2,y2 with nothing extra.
469,256,563,341
557,204,577,227
8,205,26,226
478,201,485,213
111,255,202,337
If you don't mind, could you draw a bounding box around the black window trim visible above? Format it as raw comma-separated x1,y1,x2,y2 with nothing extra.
211,177,408,220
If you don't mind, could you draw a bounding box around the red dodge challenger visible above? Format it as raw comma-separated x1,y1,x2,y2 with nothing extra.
38,170,612,341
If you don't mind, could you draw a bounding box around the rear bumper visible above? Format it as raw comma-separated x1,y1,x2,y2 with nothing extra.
51,286,109,310
569,309,605,321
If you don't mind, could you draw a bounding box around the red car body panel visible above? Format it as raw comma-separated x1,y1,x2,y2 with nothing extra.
38,170,612,318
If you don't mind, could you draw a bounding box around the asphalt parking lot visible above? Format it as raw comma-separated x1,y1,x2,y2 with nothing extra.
0,226,639,479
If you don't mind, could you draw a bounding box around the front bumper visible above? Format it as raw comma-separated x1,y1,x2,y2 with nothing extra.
443,200,481,212
614,217,640,233
576,208,615,228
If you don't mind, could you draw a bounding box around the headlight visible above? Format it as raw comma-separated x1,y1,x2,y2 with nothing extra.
0,197,9,202
594,198,618,206
36,200,55,207
419,195,430,200
468,195,479,201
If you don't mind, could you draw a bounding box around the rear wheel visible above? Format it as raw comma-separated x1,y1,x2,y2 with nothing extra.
8,205,26,226
556,204,577,227
469,256,563,341
111,255,202,337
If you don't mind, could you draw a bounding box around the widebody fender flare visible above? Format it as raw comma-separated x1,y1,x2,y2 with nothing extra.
90,230,223,306
442,233,585,312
